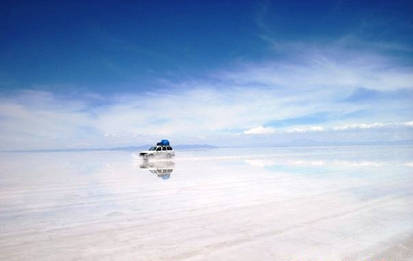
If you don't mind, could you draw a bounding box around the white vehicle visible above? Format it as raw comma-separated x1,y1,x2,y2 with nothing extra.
139,140,175,159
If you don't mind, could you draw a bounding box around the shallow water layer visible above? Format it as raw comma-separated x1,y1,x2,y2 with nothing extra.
0,145,413,260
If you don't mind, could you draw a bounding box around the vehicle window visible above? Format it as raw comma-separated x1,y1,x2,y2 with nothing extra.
149,147,155,151
167,146,172,150
162,147,166,151
156,147,161,151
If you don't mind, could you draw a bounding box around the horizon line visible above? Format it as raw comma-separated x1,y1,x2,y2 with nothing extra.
2,141,413,153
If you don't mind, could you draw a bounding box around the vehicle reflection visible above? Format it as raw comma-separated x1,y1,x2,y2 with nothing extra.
140,160,175,180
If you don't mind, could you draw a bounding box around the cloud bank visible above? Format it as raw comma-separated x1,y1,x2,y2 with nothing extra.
0,47,412,150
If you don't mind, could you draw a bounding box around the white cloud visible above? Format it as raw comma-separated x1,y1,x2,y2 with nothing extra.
403,121,413,127
332,121,413,131
244,126,276,135
332,122,387,130
285,126,324,133
405,162,413,167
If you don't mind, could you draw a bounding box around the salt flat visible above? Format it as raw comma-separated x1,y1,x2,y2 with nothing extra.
0,145,412,260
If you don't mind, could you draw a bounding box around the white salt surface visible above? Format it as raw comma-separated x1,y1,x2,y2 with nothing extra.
0,145,413,260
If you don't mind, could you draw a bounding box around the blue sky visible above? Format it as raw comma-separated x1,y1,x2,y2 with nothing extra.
1,0,413,149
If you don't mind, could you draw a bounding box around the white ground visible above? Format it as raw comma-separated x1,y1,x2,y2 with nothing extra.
0,145,413,260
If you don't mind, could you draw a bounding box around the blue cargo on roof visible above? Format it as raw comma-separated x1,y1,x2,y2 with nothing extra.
160,139,170,146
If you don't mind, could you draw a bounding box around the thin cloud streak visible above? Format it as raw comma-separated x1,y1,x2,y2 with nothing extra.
245,121,413,135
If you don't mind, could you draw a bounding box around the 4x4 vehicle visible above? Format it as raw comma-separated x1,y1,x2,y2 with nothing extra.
139,140,175,159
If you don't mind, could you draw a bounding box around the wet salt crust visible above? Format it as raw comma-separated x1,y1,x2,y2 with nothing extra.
0,145,412,260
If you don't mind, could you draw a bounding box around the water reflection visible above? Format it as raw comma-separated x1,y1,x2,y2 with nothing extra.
140,160,175,180
1,146,413,260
